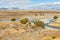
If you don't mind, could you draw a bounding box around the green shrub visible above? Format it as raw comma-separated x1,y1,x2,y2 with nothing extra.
34,21,45,28
11,18,16,21
20,18,29,24
53,16,58,19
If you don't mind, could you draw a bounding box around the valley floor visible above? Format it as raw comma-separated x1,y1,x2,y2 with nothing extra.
0,22,60,40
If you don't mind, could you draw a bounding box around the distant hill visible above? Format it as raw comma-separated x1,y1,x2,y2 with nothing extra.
0,4,60,10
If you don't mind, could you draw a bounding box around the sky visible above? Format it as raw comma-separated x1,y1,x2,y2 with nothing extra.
0,0,60,10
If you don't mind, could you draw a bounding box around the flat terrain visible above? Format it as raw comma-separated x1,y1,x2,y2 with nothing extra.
0,21,60,40
0,10,60,40
0,10,60,20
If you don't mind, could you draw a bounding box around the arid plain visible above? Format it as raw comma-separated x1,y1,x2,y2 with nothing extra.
0,10,60,40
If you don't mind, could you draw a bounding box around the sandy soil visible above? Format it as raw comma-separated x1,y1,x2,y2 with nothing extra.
0,22,60,40
49,22,60,28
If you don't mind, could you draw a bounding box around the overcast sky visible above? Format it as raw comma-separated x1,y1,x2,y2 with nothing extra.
0,0,60,10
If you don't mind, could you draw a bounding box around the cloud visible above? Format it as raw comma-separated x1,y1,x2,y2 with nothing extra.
0,0,31,8
0,0,60,10
22,2,60,10
28,2,60,6
8,0,31,8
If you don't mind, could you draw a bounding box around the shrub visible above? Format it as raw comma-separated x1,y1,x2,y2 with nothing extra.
52,36,56,39
11,18,16,21
34,21,45,28
20,18,29,24
53,16,58,19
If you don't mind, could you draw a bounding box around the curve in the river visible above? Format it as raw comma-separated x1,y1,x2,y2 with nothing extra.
0,18,60,30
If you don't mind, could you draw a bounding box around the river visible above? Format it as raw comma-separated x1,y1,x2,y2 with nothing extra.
0,18,60,30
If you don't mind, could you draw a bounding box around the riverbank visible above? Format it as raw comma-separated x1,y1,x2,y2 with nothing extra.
49,22,60,28
0,20,60,40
